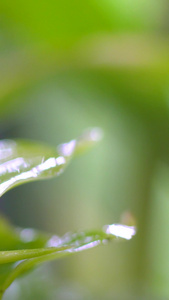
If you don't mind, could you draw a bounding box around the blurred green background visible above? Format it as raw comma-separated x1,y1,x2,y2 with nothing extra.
0,0,169,299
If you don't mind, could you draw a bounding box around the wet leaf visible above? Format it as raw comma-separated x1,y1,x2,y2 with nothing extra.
0,128,136,299
0,128,103,197
0,218,136,299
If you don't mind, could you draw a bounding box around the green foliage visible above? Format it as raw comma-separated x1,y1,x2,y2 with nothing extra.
0,216,119,299
0,129,136,298
0,0,168,298
0,128,102,197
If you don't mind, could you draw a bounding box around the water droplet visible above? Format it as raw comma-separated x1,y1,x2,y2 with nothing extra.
58,140,76,157
103,224,136,240
20,228,37,243
47,235,63,247
88,127,103,142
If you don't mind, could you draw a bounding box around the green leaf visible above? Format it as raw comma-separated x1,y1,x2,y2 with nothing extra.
0,216,48,251
0,221,136,299
0,215,51,291
0,128,136,299
0,128,103,197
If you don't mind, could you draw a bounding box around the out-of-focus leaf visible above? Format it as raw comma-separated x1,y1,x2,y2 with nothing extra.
0,216,48,251
1,0,162,47
0,128,102,197
0,219,136,299
0,34,168,121
0,217,46,297
0,215,51,288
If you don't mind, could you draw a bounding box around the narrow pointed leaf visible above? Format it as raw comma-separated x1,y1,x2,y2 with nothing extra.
0,224,136,299
0,128,102,197
0,247,69,265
